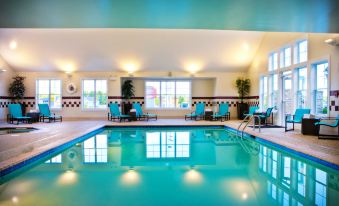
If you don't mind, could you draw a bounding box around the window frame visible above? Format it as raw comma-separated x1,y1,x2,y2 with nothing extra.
280,46,292,68
311,60,330,116
260,76,269,111
295,66,308,109
294,39,308,64
36,78,62,110
144,79,192,110
81,78,108,111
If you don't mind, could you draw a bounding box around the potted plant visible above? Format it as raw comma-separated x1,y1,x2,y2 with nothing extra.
121,79,135,114
8,75,26,115
235,78,251,119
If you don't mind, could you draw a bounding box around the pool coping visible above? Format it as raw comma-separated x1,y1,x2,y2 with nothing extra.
1,124,338,177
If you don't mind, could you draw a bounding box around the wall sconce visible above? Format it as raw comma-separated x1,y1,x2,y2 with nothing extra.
65,71,72,78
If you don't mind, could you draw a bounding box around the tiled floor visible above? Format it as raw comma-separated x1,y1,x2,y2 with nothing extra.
0,118,338,172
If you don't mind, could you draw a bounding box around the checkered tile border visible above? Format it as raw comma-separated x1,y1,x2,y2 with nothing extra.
108,101,145,107
330,100,339,111
0,101,35,108
62,101,81,108
192,100,259,108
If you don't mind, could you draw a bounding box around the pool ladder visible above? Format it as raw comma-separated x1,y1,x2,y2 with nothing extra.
237,114,261,138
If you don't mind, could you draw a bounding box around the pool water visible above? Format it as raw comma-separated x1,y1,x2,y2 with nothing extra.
0,126,338,206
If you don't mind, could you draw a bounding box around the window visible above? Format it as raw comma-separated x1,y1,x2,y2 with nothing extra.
282,71,293,115
260,76,269,110
83,135,108,163
282,156,291,188
280,47,291,68
146,131,190,158
270,74,279,108
315,169,327,206
297,161,306,197
313,62,329,115
294,40,308,64
296,67,307,108
145,80,191,109
82,79,107,109
45,154,62,163
269,52,278,71
36,79,62,109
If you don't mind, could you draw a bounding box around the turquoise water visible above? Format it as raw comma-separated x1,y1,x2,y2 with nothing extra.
0,127,338,206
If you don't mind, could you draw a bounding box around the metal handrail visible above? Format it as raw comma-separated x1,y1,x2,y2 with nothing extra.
237,114,261,138
237,115,253,137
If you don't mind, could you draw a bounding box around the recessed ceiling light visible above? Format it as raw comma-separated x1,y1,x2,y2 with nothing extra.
9,40,17,50
242,43,249,51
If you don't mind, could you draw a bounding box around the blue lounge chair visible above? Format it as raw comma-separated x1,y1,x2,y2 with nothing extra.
243,106,259,119
108,103,130,122
133,103,157,121
315,114,339,139
185,102,205,120
38,104,62,122
7,104,31,124
212,103,230,121
285,108,311,132
257,107,274,125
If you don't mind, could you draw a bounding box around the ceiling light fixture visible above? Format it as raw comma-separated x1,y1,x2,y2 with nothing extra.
9,40,17,50
324,38,339,46
0,69,7,72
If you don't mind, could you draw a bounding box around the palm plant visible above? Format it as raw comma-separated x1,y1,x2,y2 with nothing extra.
235,78,251,102
8,75,26,100
121,80,135,100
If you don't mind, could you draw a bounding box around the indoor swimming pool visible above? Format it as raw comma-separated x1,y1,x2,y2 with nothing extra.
0,126,338,205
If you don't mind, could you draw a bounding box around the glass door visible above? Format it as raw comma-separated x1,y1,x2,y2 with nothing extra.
281,71,293,122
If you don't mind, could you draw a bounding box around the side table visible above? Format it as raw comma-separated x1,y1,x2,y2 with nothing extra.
26,112,40,123
204,111,213,121
301,118,320,135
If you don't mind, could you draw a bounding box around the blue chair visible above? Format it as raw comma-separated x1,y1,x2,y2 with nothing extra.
8,104,31,124
244,106,259,119
212,103,230,121
285,108,311,132
315,115,339,139
38,104,62,122
185,102,205,120
257,107,274,125
133,103,157,121
108,103,130,122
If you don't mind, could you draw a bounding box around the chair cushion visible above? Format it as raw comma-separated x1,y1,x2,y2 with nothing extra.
315,122,338,127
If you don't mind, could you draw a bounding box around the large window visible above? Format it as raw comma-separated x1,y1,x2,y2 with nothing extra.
269,52,278,71
296,67,307,108
260,76,269,110
82,79,107,109
145,80,191,109
36,79,62,109
280,47,291,68
313,62,329,115
282,71,293,115
83,135,108,163
294,40,308,64
146,131,190,158
270,74,279,108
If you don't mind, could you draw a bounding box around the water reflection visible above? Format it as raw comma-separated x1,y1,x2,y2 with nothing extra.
146,132,190,158
259,145,331,206
83,134,108,163
1,128,338,206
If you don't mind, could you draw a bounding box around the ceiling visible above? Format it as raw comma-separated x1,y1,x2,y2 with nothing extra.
0,29,264,72
0,0,338,33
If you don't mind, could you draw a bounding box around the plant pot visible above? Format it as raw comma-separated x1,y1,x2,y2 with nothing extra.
121,102,132,115
237,102,249,120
